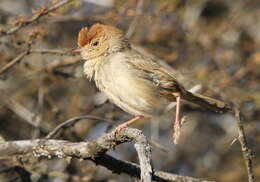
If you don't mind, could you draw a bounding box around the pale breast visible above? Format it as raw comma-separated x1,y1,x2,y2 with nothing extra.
91,52,168,116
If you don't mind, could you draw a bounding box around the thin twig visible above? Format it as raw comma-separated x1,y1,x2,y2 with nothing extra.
0,0,73,37
148,139,169,152
30,48,76,55
32,86,45,138
0,48,79,76
233,108,255,182
125,0,145,39
45,115,110,139
3,97,49,134
0,50,30,75
4,98,38,128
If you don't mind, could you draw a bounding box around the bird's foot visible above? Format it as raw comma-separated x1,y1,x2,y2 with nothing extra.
112,116,143,136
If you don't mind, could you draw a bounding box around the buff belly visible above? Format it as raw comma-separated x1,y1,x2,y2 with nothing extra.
87,53,168,116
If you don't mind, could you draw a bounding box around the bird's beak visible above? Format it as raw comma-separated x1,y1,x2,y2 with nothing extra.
71,47,82,53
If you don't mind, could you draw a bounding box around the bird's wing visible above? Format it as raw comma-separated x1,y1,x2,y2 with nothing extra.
125,50,186,95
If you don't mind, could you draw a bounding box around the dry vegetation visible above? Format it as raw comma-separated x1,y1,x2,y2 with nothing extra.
0,0,259,182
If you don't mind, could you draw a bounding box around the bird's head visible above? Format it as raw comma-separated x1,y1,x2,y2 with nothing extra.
76,23,129,60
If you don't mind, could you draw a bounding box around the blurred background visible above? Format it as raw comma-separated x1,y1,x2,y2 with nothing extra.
0,0,259,181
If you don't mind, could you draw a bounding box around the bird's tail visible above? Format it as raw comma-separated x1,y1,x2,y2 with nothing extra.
182,91,232,113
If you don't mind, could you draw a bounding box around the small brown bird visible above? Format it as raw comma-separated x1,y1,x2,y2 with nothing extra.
76,23,231,143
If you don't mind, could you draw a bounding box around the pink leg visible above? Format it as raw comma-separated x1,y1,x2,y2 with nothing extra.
113,116,144,134
173,95,181,144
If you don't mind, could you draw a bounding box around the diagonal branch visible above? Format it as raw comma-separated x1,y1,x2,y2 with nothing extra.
45,115,110,139
0,0,73,37
0,50,30,75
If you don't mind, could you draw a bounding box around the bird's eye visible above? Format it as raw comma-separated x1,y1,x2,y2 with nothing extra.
92,41,99,46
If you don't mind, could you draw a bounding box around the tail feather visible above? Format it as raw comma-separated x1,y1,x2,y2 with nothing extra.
182,91,232,113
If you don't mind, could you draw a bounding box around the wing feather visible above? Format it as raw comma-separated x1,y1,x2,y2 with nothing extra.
125,50,185,95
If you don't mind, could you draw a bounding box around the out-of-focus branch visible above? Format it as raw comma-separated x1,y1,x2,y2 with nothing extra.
30,48,77,55
0,50,30,75
2,97,50,134
125,0,145,39
0,0,74,37
4,98,39,128
0,48,79,76
0,128,213,182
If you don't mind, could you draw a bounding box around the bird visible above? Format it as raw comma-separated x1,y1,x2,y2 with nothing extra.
75,23,232,144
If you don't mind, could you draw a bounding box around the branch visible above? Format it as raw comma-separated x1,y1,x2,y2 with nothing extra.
0,0,73,37
30,48,77,55
0,48,78,76
94,154,213,182
125,0,145,39
0,128,213,182
0,50,30,75
45,115,111,139
233,108,255,182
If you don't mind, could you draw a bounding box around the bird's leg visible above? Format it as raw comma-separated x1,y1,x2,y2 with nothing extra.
172,94,184,144
112,116,144,134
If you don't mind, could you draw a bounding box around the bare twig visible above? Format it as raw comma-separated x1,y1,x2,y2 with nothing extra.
116,1,129,25
3,97,49,134
0,50,30,75
148,139,169,152
125,0,145,39
0,48,79,76
233,108,255,182
4,98,39,128
30,48,76,55
0,0,73,37
32,86,45,138
0,128,213,182
45,115,110,139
